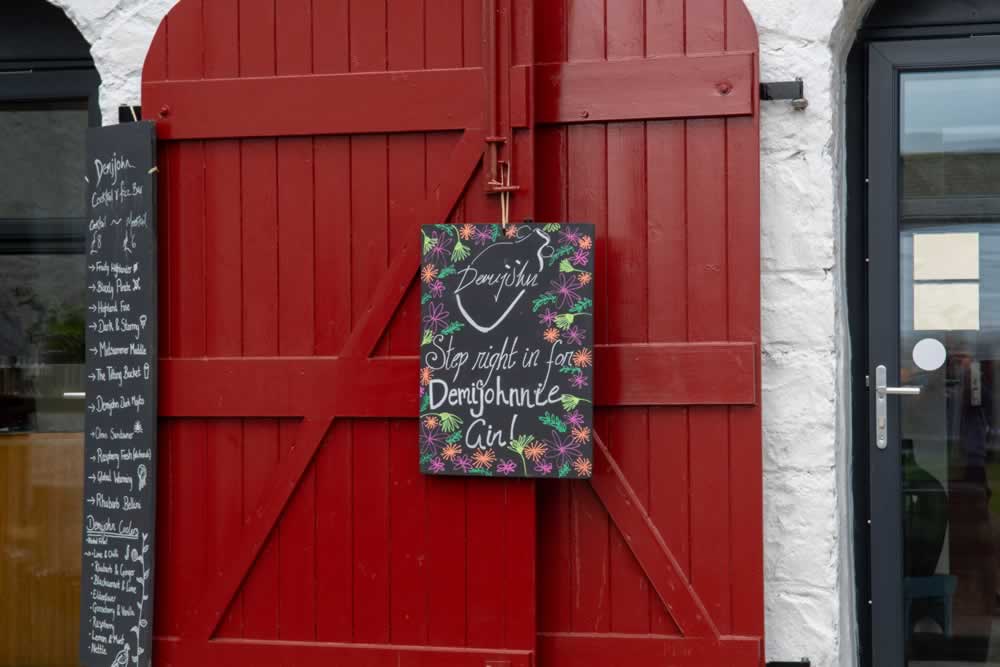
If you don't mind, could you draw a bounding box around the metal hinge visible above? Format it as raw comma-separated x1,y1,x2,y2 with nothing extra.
760,80,808,110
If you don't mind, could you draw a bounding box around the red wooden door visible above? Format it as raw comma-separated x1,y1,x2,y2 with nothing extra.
142,2,535,665
142,1,761,666
532,3,763,665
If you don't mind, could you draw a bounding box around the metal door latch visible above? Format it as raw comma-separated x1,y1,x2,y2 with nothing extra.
874,364,921,449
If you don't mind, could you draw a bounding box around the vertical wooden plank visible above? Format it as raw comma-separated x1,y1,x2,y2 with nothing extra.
348,0,391,646
685,0,726,54
238,0,280,640
606,0,647,340
142,22,167,85
275,0,316,641
537,480,573,632
386,0,429,646
350,0,388,73
502,477,536,649
462,0,481,68
646,0,685,57
567,114,610,633
349,135,391,643
569,482,610,633
606,0,644,58
685,0,732,636
312,0,354,643
534,0,566,65
646,0,688,636
604,0,650,617
164,0,206,638
566,0,605,62
535,124,573,634
423,0,470,648
511,0,534,67
725,0,763,639
388,415,426,643
202,0,244,638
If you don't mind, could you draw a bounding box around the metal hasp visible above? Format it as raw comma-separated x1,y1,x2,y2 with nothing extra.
874,364,921,449
483,0,519,196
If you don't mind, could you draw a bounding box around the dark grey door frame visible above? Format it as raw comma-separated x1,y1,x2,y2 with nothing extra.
867,35,1000,667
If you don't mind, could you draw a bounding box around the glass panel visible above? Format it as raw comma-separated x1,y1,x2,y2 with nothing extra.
0,100,88,219
0,254,87,433
900,69,1000,665
0,99,88,667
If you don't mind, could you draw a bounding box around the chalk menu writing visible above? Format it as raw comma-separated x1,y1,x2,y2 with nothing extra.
79,122,158,667
419,224,595,479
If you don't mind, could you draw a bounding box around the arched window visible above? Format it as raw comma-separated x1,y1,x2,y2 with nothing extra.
0,1,100,665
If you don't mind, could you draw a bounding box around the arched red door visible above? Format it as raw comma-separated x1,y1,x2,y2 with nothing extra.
142,1,761,666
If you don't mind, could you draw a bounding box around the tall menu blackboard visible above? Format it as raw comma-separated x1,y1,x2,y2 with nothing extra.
419,223,595,479
79,121,158,667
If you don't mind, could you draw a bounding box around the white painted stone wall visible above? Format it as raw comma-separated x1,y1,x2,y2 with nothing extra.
741,1,873,665
47,0,884,665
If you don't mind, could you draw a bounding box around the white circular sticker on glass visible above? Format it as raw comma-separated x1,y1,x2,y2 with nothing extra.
912,338,947,372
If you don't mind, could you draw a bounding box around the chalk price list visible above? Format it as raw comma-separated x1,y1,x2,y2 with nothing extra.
82,142,155,667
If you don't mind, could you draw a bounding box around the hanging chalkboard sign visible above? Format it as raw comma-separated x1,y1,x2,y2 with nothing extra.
419,223,595,479
79,121,158,667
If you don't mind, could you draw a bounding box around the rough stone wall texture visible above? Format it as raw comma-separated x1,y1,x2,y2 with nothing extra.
743,1,874,665
48,0,177,124
49,0,884,665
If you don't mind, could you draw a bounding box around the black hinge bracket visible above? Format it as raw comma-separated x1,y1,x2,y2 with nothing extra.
760,80,803,100
767,661,811,667
760,80,808,110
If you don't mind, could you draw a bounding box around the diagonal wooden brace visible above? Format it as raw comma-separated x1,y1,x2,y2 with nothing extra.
590,432,719,638
180,129,487,640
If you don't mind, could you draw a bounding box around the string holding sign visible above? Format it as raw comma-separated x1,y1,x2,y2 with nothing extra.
485,134,519,230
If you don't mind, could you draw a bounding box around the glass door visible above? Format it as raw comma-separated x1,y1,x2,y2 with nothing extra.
869,38,1000,666
0,70,98,666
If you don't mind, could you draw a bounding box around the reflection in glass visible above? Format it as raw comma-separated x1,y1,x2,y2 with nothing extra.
901,69,1000,665
0,100,88,667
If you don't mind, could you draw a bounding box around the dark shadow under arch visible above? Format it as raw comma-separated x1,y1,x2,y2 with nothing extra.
0,0,92,65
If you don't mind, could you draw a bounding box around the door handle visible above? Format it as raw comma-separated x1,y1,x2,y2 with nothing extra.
874,364,921,450
881,386,921,396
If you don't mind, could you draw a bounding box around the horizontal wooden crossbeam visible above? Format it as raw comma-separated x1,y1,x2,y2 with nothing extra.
594,342,757,406
155,638,533,667
537,633,760,666
143,67,486,140
160,358,415,417
143,54,752,140
532,52,755,124
159,343,757,417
